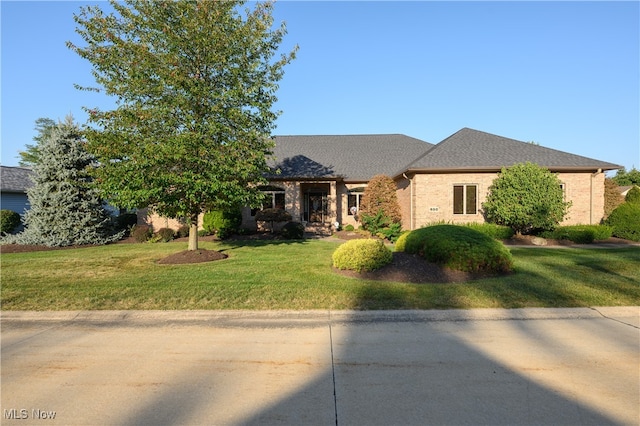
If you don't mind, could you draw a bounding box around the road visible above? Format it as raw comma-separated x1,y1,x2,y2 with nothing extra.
2,307,638,425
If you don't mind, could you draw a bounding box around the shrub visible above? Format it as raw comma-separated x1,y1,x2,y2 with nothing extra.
359,175,402,223
418,225,513,273
361,210,403,242
540,225,613,244
605,202,640,241
625,186,640,205
203,208,242,239
176,225,190,238
156,227,175,242
0,210,21,235
394,226,432,254
344,224,355,232
198,229,210,237
255,208,292,233
462,223,514,240
131,225,152,242
280,221,305,239
114,212,138,234
604,178,625,218
332,239,393,272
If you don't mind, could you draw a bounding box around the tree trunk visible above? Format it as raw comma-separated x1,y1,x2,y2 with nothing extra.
188,214,199,251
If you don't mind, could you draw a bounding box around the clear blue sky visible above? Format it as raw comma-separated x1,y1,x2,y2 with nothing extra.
2,1,639,173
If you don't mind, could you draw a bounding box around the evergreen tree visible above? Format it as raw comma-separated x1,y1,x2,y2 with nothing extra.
7,117,120,247
18,117,56,167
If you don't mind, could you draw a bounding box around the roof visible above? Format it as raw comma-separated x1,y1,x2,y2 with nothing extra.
0,166,34,193
268,134,434,181
405,128,621,173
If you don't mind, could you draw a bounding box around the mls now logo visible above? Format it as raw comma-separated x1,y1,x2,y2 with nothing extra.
4,408,57,420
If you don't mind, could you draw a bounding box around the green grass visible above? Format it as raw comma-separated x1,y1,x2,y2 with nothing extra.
1,240,639,310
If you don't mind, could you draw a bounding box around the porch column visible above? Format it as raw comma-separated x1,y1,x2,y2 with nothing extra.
329,181,337,225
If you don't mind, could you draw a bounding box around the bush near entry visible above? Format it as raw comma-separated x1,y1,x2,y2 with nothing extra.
332,239,393,272
280,221,305,239
397,225,513,273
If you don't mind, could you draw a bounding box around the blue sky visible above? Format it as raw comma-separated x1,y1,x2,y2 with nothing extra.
2,1,639,173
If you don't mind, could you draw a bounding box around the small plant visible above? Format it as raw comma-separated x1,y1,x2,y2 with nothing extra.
197,229,210,237
344,224,355,232
155,227,175,242
332,239,393,272
280,221,305,239
0,210,21,235
131,225,153,243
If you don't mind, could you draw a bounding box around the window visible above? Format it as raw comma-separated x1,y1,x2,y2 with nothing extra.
347,187,365,215
453,184,477,215
252,186,285,216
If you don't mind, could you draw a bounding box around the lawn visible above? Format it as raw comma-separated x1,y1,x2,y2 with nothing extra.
1,239,639,310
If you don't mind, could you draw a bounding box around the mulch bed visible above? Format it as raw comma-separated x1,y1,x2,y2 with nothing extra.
157,249,228,265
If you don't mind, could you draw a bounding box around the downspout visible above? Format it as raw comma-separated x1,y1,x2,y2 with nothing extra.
403,173,413,230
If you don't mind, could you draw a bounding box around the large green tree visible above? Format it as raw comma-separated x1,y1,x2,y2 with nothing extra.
68,0,296,250
482,162,572,235
612,167,640,187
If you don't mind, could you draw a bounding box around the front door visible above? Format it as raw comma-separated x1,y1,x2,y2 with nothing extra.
305,192,327,223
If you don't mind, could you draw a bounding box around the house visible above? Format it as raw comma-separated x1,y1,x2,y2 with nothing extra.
0,166,34,217
143,128,621,232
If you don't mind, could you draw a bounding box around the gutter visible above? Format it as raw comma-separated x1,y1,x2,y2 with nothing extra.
402,172,413,230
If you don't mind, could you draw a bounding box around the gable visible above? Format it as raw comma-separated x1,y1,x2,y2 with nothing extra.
404,128,621,173
268,134,434,181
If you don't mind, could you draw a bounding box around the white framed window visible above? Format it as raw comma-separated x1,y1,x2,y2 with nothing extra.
453,184,477,215
347,187,366,215
252,185,285,216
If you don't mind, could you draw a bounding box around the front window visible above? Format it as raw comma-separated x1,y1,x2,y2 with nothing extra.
252,186,285,216
347,187,365,215
453,184,477,215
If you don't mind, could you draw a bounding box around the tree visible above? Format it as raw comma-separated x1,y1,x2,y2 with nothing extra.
612,167,640,186
482,162,572,235
359,174,402,223
18,117,56,167
7,116,120,247
604,178,625,218
68,0,297,251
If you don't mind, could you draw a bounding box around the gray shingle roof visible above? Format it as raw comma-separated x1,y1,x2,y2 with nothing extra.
268,134,434,181
406,128,621,172
0,166,34,193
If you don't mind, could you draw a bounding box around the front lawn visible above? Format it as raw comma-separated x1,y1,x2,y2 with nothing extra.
1,240,638,310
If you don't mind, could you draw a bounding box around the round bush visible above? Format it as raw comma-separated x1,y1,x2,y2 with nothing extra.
332,239,393,272
605,202,640,241
463,223,514,240
131,225,152,243
0,210,21,235
541,225,613,244
176,224,190,238
394,227,432,254
280,221,305,239
418,225,513,273
203,208,242,239
156,227,175,242
344,224,355,232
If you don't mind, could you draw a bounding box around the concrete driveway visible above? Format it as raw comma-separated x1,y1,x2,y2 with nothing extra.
2,307,638,425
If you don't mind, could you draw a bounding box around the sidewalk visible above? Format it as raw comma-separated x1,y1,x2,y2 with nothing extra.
2,307,639,425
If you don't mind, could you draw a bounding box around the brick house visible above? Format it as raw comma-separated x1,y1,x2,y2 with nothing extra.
0,166,33,217
143,128,621,232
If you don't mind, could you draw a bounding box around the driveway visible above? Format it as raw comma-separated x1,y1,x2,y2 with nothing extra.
2,307,638,425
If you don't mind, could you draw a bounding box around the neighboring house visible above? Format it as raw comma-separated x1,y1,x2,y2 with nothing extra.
143,128,621,232
0,166,34,217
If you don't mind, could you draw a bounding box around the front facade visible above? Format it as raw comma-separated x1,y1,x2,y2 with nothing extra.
0,166,33,217
142,128,620,233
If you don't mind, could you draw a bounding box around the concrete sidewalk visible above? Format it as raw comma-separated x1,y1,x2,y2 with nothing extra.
2,307,638,425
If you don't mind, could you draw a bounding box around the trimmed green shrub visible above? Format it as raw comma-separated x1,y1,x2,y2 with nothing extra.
344,224,355,232
605,202,640,241
540,225,613,244
332,239,393,272
255,208,292,233
156,227,175,242
418,225,513,273
131,225,152,242
1,210,21,235
202,208,242,239
280,221,305,239
462,223,515,240
395,226,432,254
198,229,211,237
